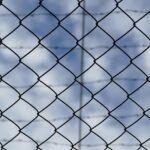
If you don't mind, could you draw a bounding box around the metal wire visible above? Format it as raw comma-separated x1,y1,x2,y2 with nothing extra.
0,9,149,17
0,78,146,88
1,138,150,148
0,44,149,50
0,0,150,150
0,113,146,123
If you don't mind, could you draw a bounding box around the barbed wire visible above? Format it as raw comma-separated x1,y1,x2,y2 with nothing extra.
0,138,150,147
0,9,149,17
0,113,144,123
0,78,146,89
0,44,150,51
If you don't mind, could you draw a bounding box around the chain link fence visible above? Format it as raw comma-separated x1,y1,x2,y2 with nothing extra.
0,0,150,149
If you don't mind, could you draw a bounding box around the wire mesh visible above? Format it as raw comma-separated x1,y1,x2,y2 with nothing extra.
0,0,150,150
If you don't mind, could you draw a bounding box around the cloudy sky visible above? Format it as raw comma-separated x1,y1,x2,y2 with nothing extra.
0,0,150,150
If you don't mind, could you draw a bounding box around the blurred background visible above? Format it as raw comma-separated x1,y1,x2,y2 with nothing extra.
0,0,150,149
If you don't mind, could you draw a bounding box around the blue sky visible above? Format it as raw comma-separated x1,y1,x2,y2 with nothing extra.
0,0,150,150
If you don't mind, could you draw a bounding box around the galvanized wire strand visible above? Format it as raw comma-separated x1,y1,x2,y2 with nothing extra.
0,113,146,123
0,138,150,148
0,9,149,17
0,78,146,89
0,44,150,50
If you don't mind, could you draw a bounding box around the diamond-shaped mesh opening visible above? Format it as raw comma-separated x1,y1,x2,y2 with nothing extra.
3,26,38,49
111,100,143,126
22,8,58,38
131,83,150,110
22,46,57,75
4,100,37,127
42,0,78,20
83,27,113,50
81,100,108,127
58,117,89,143
0,47,19,75
133,48,150,76
92,116,124,143
40,99,73,127
0,116,19,141
115,64,146,93
41,64,75,93
116,28,150,58
39,133,72,150
4,134,37,150
110,132,140,150
22,82,56,110
96,47,130,76
60,8,83,38
22,116,55,142
85,0,116,20
95,82,127,110
0,7,19,38
0,0,150,150
127,116,150,142
59,47,84,76
97,8,134,39
41,27,77,58
135,13,150,38
3,0,39,16
0,82,18,110
3,64,38,93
